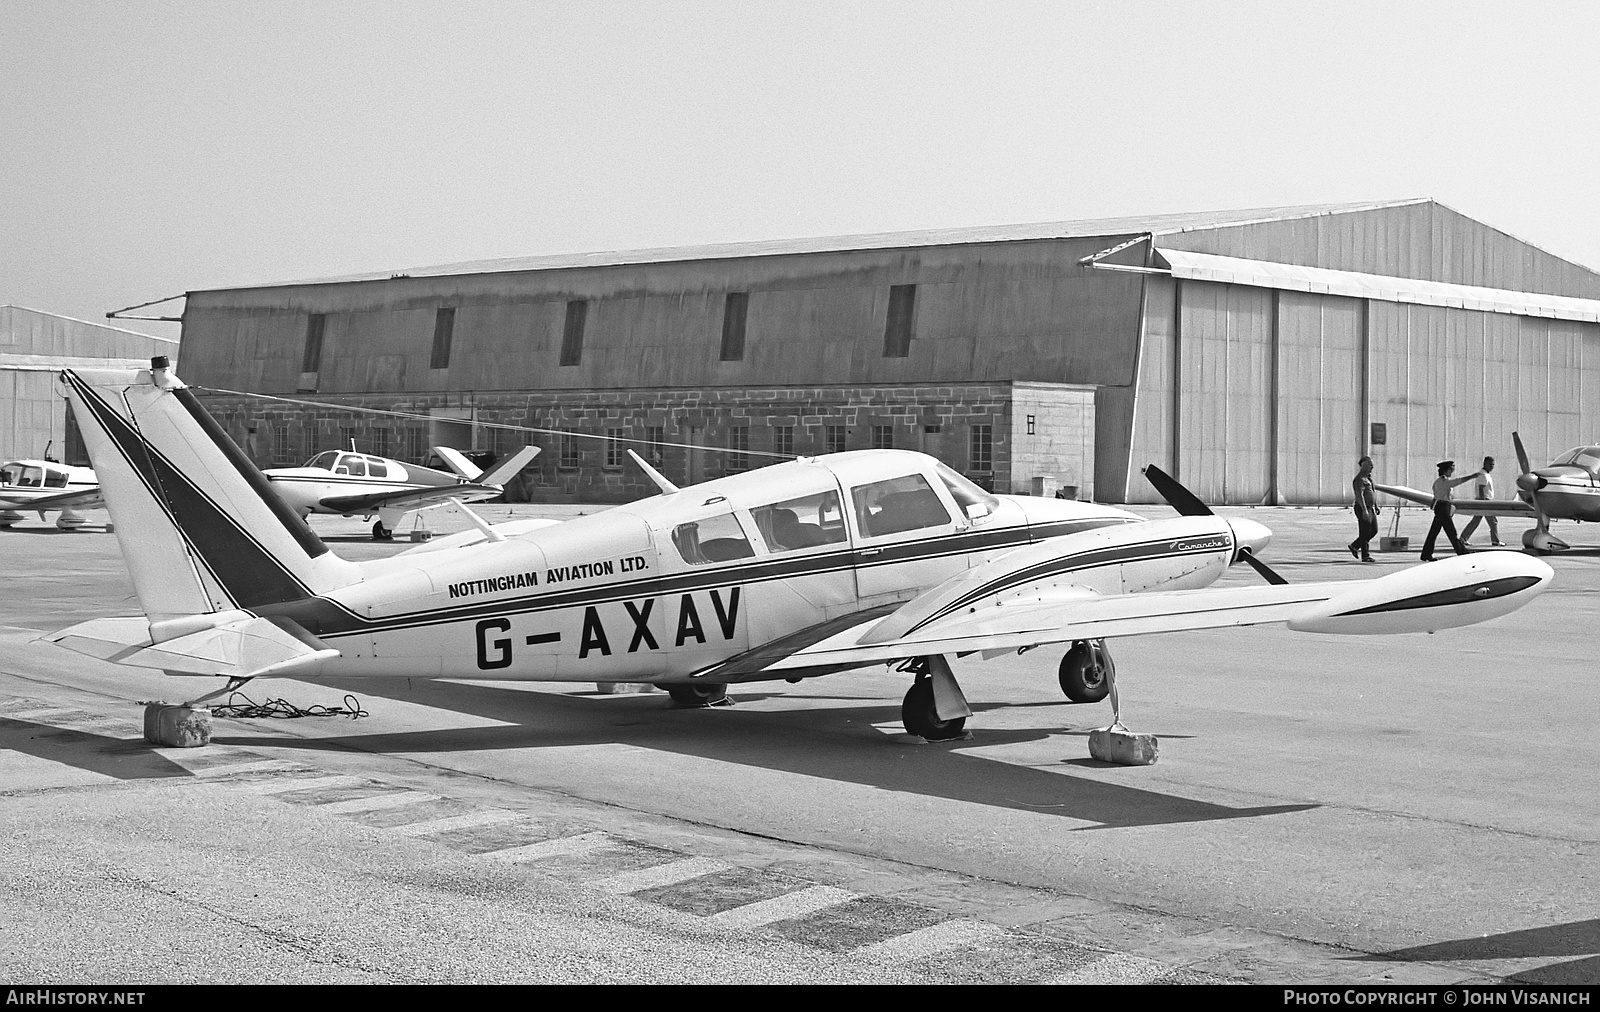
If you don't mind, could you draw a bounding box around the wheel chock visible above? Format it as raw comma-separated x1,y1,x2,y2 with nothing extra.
143,702,212,748
1087,726,1158,765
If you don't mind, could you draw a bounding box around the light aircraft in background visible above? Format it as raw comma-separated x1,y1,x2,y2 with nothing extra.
262,444,540,540
47,359,1552,746
0,458,102,529
1376,432,1600,553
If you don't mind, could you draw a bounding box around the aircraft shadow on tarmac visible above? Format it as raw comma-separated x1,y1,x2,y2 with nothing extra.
1353,918,1600,984
212,679,1316,831
0,716,194,781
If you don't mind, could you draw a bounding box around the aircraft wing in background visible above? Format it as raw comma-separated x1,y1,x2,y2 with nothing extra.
1374,483,1535,516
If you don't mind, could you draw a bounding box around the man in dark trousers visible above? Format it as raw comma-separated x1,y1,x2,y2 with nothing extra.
1348,455,1379,562
1421,460,1484,561
1460,456,1505,547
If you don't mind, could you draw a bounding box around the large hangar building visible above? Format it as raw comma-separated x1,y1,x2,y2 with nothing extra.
175,199,1600,504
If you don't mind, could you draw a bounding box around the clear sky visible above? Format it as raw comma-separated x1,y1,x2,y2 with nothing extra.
4,1,1598,341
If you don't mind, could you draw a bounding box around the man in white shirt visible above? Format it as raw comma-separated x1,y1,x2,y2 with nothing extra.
1459,456,1504,547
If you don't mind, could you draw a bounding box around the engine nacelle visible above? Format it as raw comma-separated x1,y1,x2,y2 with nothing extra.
1287,553,1552,635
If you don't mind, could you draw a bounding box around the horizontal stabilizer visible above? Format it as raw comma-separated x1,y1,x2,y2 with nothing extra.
49,614,339,679
478,446,540,486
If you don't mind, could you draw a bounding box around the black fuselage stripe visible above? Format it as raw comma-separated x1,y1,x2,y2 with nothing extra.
173,387,329,559
69,375,312,607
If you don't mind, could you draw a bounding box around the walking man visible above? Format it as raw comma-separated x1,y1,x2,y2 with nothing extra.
1421,460,1483,561
1460,456,1505,546
1348,455,1379,562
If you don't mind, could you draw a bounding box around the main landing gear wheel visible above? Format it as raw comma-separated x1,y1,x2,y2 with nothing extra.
372,520,394,541
664,682,730,707
1059,639,1112,704
901,676,968,741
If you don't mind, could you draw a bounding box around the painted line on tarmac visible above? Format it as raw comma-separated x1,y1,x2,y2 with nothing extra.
188,758,306,778
387,809,523,838
486,831,613,862
314,791,439,815
1045,952,1175,985
588,856,728,895
851,918,1009,964
232,775,367,795
709,885,856,930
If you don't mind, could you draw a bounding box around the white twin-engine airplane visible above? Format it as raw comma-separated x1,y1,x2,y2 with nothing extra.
264,444,540,541
48,359,1553,744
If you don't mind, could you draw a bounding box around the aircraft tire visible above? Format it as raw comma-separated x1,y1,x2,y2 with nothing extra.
665,682,729,707
900,677,967,741
1059,640,1112,704
372,521,394,541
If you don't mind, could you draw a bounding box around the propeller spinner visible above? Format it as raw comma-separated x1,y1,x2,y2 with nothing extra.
1141,465,1288,585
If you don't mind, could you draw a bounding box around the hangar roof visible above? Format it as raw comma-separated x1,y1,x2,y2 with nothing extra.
250,199,1435,289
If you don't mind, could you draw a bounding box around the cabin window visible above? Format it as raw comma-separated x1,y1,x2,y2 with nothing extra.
43,469,68,488
850,473,952,538
935,461,999,520
336,455,367,477
671,513,755,565
365,457,391,478
751,491,848,554
16,465,44,487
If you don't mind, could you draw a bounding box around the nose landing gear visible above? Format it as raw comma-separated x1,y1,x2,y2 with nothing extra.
1058,639,1113,703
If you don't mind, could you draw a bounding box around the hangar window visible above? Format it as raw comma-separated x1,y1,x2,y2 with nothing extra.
727,427,749,472
824,424,846,454
672,513,755,565
720,292,749,361
430,308,455,369
560,429,580,469
273,428,293,465
301,314,326,374
605,428,625,469
871,425,893,450
560,301,587,366
774,425,794,457
646,425,665,464
883,284,915,358
970,424,992,473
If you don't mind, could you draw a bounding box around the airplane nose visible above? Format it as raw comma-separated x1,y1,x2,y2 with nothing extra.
1228,517,1273,561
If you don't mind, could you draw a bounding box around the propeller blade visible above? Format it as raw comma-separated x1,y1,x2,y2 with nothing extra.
1512,431,1532,477
1141,465,1212,517
1238,548,1288,586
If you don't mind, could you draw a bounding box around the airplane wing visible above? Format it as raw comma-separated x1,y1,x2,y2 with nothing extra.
0,486,105,511
1373,483,1534,515
694,552,1551,683
317,482,503,514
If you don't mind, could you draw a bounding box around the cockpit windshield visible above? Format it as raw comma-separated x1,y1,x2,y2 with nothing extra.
934,461,1000,520
1552,447,1600,474
306,451,339,470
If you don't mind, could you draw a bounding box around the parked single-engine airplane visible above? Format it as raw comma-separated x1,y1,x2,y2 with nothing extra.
0,458,102,529
263,443,540,540
1375,432,1600,553
47,359,1553,743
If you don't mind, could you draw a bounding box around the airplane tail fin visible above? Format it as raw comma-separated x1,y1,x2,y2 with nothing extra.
478,445,540,487
59,360,359,622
